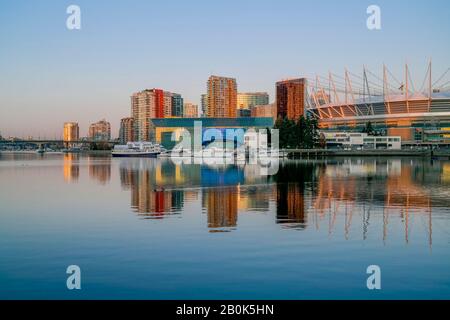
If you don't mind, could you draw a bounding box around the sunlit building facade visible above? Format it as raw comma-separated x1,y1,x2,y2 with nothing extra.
276,78,307,120
207,76,237,118
183,103,199,118
63,122,79,144
237,92,269,110
250,103,277,121
131,89,183,141
119,117,134,144
88,119,111,141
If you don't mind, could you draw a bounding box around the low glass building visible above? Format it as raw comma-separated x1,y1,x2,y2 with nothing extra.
149,117,275,149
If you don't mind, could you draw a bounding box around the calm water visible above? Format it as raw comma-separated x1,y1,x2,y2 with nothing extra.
1,153,450,300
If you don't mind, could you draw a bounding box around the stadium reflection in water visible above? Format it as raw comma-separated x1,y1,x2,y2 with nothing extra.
113,156,447,244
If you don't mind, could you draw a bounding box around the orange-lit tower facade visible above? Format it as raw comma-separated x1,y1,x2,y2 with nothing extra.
63,122,79,146
276,78,307,120
207,75,237,118
131,89,180,141
88,119,111,141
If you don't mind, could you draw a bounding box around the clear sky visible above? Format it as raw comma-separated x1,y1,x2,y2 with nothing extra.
1,0,449,138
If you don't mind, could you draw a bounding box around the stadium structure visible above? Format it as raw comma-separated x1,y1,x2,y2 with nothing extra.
306,61,450,144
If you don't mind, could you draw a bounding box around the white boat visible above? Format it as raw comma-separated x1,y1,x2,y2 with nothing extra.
157,148,171,158
112,142,161,158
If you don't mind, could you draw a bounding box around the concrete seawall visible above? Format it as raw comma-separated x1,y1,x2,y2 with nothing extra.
282,149,435,158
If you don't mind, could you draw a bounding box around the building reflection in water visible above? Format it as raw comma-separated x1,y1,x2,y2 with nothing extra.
203,187,238,232
88,156,111,185
117,157,447,245
119,159,189,218
237,185,272,212
307,159,435,246
63,153,79,183
274,163,315,229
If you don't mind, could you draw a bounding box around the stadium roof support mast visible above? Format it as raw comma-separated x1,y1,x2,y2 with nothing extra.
363,66,374,115
329,72,344,117
308,81,324,119
315,76,332,118
345,68,360,115
318,75,343,118
383,64,391,114
405,63,410,113
362,66,371,102
429,59,432,112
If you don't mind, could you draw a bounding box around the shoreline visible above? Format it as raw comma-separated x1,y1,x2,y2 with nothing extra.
1,149,450,159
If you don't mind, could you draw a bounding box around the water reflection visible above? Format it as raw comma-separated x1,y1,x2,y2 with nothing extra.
63,153,79,183
119,159,185,217
88,156,111,185
274,163,313,229
63,155,450,245
203,187,238,232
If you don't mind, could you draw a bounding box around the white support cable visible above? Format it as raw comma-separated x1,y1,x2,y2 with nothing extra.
438,80,450,89
366,69,399,91
386,68,403,87
315,75,371,94
407,67,416,93
432,67,450,87
305,78,383,97
326,84,384,96
348,71,386,90
418,64,431,93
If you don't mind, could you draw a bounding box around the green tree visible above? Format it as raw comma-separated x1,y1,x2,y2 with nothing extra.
275,117,296,148
275,116,319,149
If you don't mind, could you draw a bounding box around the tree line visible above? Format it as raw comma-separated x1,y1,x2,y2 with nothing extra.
274,116,320,149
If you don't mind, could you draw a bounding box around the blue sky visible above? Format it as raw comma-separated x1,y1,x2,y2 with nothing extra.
0,0,449,137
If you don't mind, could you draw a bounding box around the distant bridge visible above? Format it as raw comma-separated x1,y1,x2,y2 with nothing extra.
0,139,120,146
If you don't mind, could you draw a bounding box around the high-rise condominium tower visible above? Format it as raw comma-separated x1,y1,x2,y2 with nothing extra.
276,78,307,120
171,94,184,117
119,117,134,144
131,89,182,141
63,122,79,143
88,119,111,141
206,76,237,118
